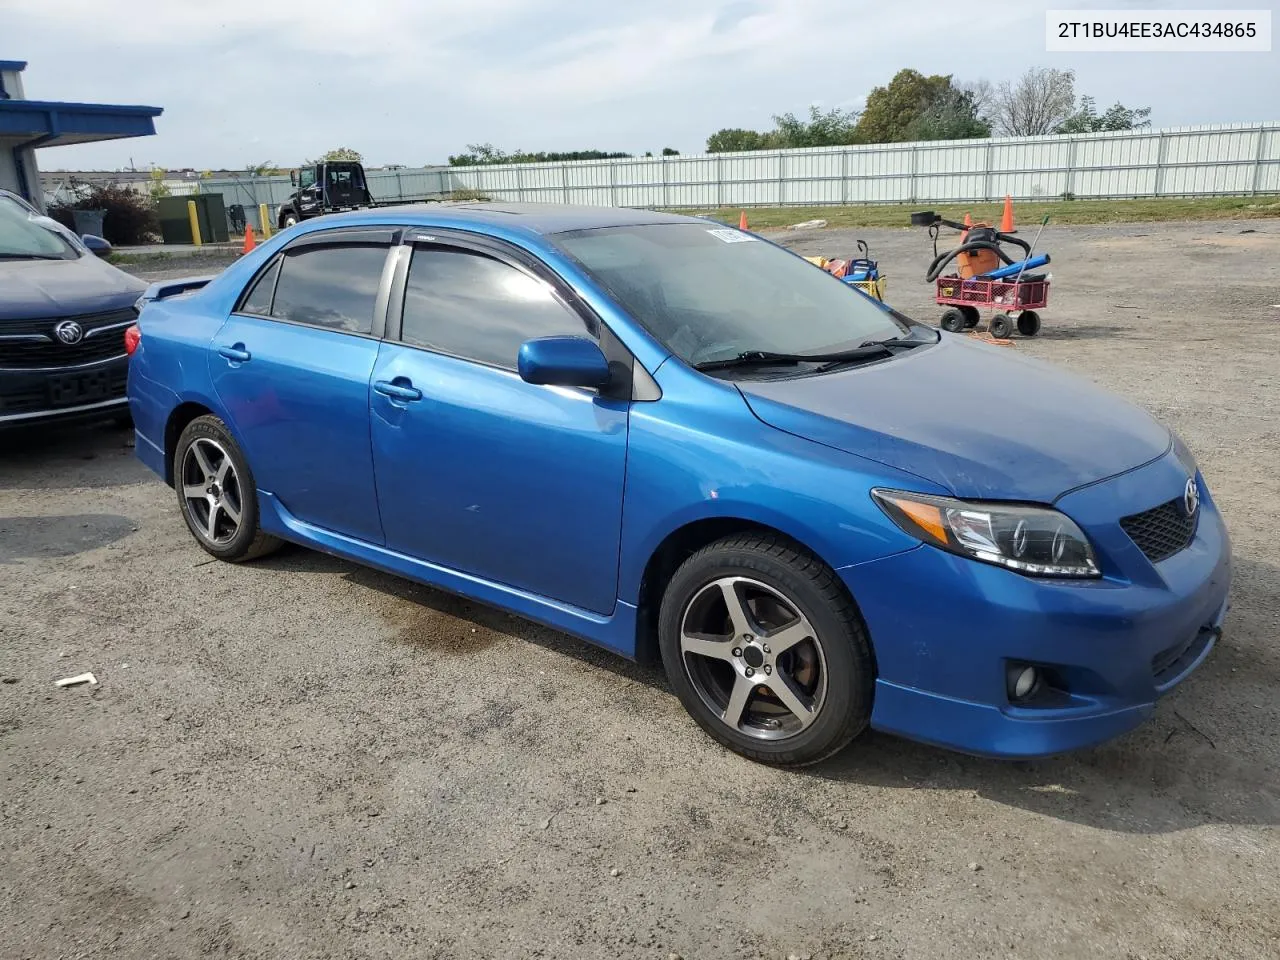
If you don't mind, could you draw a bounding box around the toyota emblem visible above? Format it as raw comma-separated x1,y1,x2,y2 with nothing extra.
54,320,84,345
1183,477,1199,518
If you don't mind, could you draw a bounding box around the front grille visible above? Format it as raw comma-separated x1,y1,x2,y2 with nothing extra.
1120,498,1197,563
0,307,136,370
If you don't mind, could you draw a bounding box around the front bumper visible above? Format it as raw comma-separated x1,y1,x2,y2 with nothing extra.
844,451,1232,758
0,356,129,429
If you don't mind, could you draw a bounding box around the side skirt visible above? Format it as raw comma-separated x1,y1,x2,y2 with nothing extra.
257,491,639,658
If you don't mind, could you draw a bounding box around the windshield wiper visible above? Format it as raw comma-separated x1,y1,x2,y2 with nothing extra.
0,253,66,260
694,338,924,373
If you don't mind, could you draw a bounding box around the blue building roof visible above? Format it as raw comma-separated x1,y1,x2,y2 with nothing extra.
0,98,163,146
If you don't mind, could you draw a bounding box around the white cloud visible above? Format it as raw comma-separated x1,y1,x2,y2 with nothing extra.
4,0,1276,170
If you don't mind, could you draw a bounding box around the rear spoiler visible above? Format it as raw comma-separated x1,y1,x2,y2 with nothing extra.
135,275,217,310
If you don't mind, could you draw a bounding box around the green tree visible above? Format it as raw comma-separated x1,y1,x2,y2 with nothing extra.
855,69,974,143
244,161,276,176
705,127,769,152
312,147,363,163
448,144,633,165
904,86,991,141
1056,96,1152,133
770,106,860,148
148,168,170,199
661,147,680,156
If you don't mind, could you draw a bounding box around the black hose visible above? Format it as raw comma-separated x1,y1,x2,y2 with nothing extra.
925,242,1013,282
923,229,1032,282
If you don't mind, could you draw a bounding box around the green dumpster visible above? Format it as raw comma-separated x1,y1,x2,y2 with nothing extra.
156,194,229,245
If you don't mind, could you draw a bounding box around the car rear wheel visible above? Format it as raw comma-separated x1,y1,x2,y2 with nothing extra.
175,415,282,563
658,533,873,766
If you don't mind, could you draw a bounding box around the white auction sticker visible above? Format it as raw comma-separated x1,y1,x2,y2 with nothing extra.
1046,9,1271,51
706,228,759,243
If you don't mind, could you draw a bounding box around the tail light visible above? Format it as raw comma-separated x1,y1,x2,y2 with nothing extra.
124,324,141,356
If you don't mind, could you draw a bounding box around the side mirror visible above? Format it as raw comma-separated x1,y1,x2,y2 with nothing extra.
81,234,112,257
290,170,298,187
518,336,611,389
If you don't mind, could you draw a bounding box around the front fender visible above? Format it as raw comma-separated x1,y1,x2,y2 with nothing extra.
616,378,936,605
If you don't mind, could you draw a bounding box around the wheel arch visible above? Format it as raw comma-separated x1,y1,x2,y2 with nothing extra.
631,516,869,669
162,400,215,486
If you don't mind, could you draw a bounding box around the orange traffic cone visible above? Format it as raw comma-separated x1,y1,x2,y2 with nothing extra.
739,210,749,231
1000,195,1015,233
242,225,256,255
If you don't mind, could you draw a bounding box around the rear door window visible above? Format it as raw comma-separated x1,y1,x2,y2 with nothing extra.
400,246,592,369
270,244,388,334
238,258,281,316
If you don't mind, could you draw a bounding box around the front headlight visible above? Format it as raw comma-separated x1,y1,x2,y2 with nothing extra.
872,489,1100,578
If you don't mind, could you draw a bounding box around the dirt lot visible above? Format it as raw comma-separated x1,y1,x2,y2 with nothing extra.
3,221,1278,960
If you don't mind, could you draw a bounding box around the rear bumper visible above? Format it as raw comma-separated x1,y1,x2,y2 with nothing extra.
844,454,1231,758
0,357,129,429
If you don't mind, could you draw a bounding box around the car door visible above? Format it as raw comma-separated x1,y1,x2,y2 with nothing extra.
210,227,396,544
369,233,629,615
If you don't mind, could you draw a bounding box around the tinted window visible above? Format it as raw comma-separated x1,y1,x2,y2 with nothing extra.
554,224,906,367
270,244,388,334
239,258,280,315
401,247,590,368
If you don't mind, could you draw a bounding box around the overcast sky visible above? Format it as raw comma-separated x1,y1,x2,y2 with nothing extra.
5,0,1276,171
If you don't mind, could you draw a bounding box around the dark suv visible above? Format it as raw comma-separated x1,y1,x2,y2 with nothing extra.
0,190,144,430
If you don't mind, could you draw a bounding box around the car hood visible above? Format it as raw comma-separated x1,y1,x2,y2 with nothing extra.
737,335,1171,503
0,256,145,320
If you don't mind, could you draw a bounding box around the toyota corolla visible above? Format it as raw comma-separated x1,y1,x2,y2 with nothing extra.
125,204,1230,765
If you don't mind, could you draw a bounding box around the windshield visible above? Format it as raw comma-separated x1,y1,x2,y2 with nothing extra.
553,223,907,367
0,198,78,260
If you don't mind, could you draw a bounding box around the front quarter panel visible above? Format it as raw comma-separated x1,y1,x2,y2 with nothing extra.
616,361,937,604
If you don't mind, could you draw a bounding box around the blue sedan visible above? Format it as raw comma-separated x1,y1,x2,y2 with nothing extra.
125,204,1230,764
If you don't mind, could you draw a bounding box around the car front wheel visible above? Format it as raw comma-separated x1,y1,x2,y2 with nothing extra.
174,415,282,563
658,533,873,766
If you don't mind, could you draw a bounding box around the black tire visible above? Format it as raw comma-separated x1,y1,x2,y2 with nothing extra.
1016,310,1041,337
174,415,282,563
960,305,981,329
658,533,874,766
988,313,1013,339
939,308,966,333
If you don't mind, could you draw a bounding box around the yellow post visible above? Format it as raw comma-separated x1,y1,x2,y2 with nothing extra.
186,199,202,247
258,203,272,239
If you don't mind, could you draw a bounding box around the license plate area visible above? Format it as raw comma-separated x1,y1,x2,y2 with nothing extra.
47,370,111,406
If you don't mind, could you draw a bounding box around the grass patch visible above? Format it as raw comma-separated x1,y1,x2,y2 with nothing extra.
107,252,178,265
677,196,1280,229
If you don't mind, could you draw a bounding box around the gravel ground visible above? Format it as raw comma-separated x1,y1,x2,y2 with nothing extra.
2,220,1278,960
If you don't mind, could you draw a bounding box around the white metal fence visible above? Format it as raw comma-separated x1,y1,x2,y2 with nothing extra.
159,122,1279,233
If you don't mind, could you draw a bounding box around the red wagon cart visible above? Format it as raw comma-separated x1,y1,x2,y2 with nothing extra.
934,274,1048,339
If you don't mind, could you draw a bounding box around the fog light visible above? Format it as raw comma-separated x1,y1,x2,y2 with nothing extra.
1009,665,1039,701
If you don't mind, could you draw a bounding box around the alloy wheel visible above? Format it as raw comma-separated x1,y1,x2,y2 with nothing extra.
181,437,243,545
679,576,828,741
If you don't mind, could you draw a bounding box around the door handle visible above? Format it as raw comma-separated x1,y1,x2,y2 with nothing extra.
373,379,422,402
217,344,252,363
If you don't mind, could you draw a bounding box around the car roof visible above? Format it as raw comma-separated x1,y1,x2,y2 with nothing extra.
314,202,702,237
